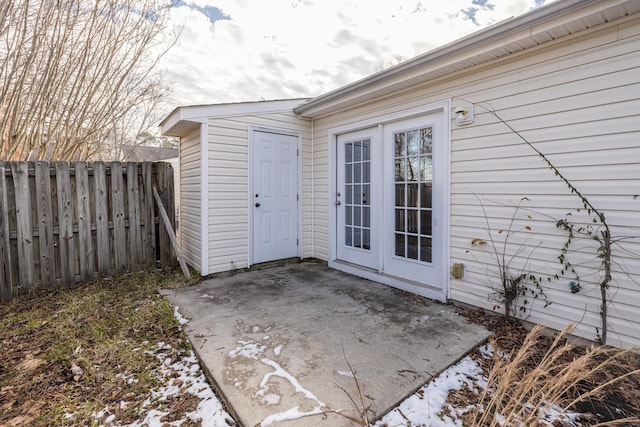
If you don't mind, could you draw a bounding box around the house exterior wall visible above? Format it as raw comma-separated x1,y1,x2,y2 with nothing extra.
205,111,312,274
310,15,640,347
179,128,203,270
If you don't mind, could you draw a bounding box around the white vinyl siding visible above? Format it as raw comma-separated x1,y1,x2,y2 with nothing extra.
179,128,203,270
310,15,640,347
206,111,311,274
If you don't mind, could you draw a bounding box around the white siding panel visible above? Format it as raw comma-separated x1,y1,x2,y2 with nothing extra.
205,111,311,273
448,24,640,347
310,16,640,347
179,128,202,270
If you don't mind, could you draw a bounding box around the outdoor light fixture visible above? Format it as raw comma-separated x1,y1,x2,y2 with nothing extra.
453,103,474,125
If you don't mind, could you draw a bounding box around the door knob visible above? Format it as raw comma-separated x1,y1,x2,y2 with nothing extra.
255,203,261,207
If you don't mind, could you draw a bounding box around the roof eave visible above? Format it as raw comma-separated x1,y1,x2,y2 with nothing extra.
160,98,312,137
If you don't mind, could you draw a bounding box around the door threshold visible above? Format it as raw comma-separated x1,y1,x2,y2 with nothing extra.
329,260,447,303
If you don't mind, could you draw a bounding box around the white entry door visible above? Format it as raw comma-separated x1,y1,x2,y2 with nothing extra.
382,113,444,289
336,128,379,269
252,130,298,264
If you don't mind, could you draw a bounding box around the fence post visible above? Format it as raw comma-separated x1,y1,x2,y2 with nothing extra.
0,166,13,301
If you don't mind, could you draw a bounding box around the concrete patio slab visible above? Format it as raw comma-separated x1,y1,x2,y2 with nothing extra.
161,262,490,427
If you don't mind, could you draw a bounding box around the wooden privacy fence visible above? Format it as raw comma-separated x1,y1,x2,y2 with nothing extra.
0,161,176,302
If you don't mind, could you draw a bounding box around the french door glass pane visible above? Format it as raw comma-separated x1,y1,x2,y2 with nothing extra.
407,235,418,259
420,156,432,181
395,209,404,232
395,133,405,156
420,210,432,235
395,184,405,206
395,233,405,257
395,159,405,181
344,139,371,251
407,209,418,234
420,183,432,208
393,126,433,263
407,157,419,181
407,184,418,207
420,237,432,262
407,130,420,156
362,184,370,205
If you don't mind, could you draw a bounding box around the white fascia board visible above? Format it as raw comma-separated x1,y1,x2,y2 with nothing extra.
160,109,207,137
161,99,310,136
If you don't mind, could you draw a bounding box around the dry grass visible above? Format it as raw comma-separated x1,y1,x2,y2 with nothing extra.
0,268,201,426
472,324,640,426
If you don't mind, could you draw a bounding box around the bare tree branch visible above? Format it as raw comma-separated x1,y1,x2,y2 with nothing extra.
0,0,177,160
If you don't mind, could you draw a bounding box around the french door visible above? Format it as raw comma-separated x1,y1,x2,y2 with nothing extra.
382,115,443,287
336,128,379,269
334,111,445,292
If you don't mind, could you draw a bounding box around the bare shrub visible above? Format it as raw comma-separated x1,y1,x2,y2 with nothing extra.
472,324,640,426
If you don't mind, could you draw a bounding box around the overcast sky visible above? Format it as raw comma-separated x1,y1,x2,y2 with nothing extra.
159,0,550,108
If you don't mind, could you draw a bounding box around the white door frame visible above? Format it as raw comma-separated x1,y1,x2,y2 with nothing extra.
327,100,451,302
248,125,303,266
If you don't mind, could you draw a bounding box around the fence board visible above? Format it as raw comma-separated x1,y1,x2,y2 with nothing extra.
157,164,171,265
0,166,13,301
56,162,76,286
0,161,176,300
35,161,56,286
76,162,95,282
11,162,35,289
127,163,142,269
111,162,127,273
94,162,110,275
142,162,155,265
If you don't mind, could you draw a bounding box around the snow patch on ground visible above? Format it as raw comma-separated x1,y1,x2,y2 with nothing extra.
229,340,267,360
173,306,189,325
377,355,484,427
104,347,234,427
90,304,235,426
377,343,585,427
273,345,283,357
255,358,326,426
259,405,326,427
337,370,355,378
